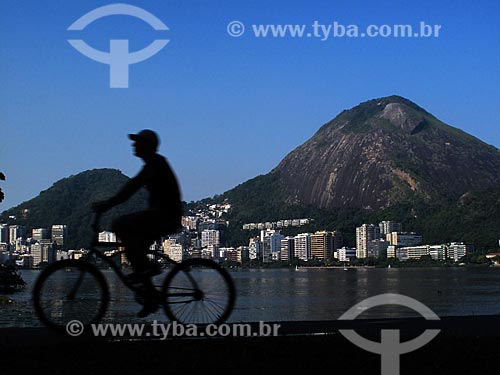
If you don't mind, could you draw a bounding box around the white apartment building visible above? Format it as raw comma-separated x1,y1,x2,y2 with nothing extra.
337,247,356,262
201,229,220,248
356,224,380,258
447,242,468,262
98,231,117,243
294,233,311,261
31,240,56,266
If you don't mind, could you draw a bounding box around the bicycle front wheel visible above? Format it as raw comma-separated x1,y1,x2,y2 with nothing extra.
162,258,236,325
33,259,109,333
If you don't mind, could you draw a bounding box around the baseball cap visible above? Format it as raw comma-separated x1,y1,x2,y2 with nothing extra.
128,129,160,149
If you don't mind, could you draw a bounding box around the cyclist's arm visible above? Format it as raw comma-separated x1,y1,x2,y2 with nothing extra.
105,176,143,208
96,166,148,211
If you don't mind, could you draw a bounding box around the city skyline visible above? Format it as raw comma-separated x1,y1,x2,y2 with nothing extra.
1,0,499,211
0,213,473,268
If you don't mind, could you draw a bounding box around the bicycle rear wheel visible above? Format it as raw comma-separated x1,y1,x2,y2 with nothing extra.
33,259,109,333
162,258,235,325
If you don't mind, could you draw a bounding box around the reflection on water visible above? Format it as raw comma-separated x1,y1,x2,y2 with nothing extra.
227,267,500,322
1,267,500,327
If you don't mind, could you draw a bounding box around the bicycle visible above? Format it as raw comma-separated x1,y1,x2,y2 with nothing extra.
33,212,236,333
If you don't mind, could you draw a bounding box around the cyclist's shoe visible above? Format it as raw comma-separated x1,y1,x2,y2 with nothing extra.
137,300,159,318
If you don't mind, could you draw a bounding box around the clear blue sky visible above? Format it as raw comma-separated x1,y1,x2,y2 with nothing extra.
1,0,499,210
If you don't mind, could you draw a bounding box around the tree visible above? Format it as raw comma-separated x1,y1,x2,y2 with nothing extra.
0,172,5,203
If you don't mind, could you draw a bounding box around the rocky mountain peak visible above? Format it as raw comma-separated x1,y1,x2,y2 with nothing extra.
270,96,500,209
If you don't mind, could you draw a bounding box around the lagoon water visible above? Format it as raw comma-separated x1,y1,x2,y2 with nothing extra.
2,267,500,328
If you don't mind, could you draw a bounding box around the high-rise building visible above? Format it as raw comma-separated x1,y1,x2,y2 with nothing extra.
201,229,220,248
310,231,334,260
280,236,295,261
9,225,25,244
51,225,68,247
248,237,263,260
356,224,380,258
0,224,9,244
163,238,183,262
333,231,343,252
32,228,48,242
198,220,227,246
269,231,284,261
260,230,284,262
379,221,402,236
237,246,250,266
31,239,56,266
294,233,311,261
366,239,390,258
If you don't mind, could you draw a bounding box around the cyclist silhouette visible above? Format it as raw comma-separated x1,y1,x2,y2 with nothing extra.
92,129,183,317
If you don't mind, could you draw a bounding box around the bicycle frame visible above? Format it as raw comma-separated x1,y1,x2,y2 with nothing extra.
87,212,180,293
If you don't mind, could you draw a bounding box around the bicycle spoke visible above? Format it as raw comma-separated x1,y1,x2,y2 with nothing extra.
33,259,109,332
163,259,235,325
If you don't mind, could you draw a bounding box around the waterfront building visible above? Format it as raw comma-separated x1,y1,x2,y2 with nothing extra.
201,229,220,248
32,228,49,242
225,247,239,263
333,231,343,252
51,225,67,247
393,244,446,261
9,225,25,244
310,231,334,260
429,245,446,261
356,224,380,259
379,221,402,236
98,231,117,243
261,230,284,263
0,224,8,244
198,220,227,245
447,242,469,262
163,238,183,262
366,239,390,258
248,237,263,261
31,239,56,266
238,246,250,266
337,247,356,262
294,233,311,261
280,236,295,261
386,232,422,247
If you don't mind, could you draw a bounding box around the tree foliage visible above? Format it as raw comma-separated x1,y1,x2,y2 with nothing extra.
0,169,147,249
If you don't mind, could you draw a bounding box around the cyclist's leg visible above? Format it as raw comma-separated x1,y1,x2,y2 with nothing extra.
112,212,158,274
112,212,163,317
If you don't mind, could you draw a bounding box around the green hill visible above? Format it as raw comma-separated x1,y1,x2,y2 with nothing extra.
0,169,147,249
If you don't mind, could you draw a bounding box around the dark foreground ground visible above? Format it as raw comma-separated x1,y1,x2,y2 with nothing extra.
2,316,500,374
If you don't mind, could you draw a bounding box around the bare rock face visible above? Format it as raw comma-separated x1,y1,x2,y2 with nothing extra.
270,96,500,209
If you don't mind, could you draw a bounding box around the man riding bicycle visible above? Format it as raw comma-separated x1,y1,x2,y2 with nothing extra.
92,129,183,317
